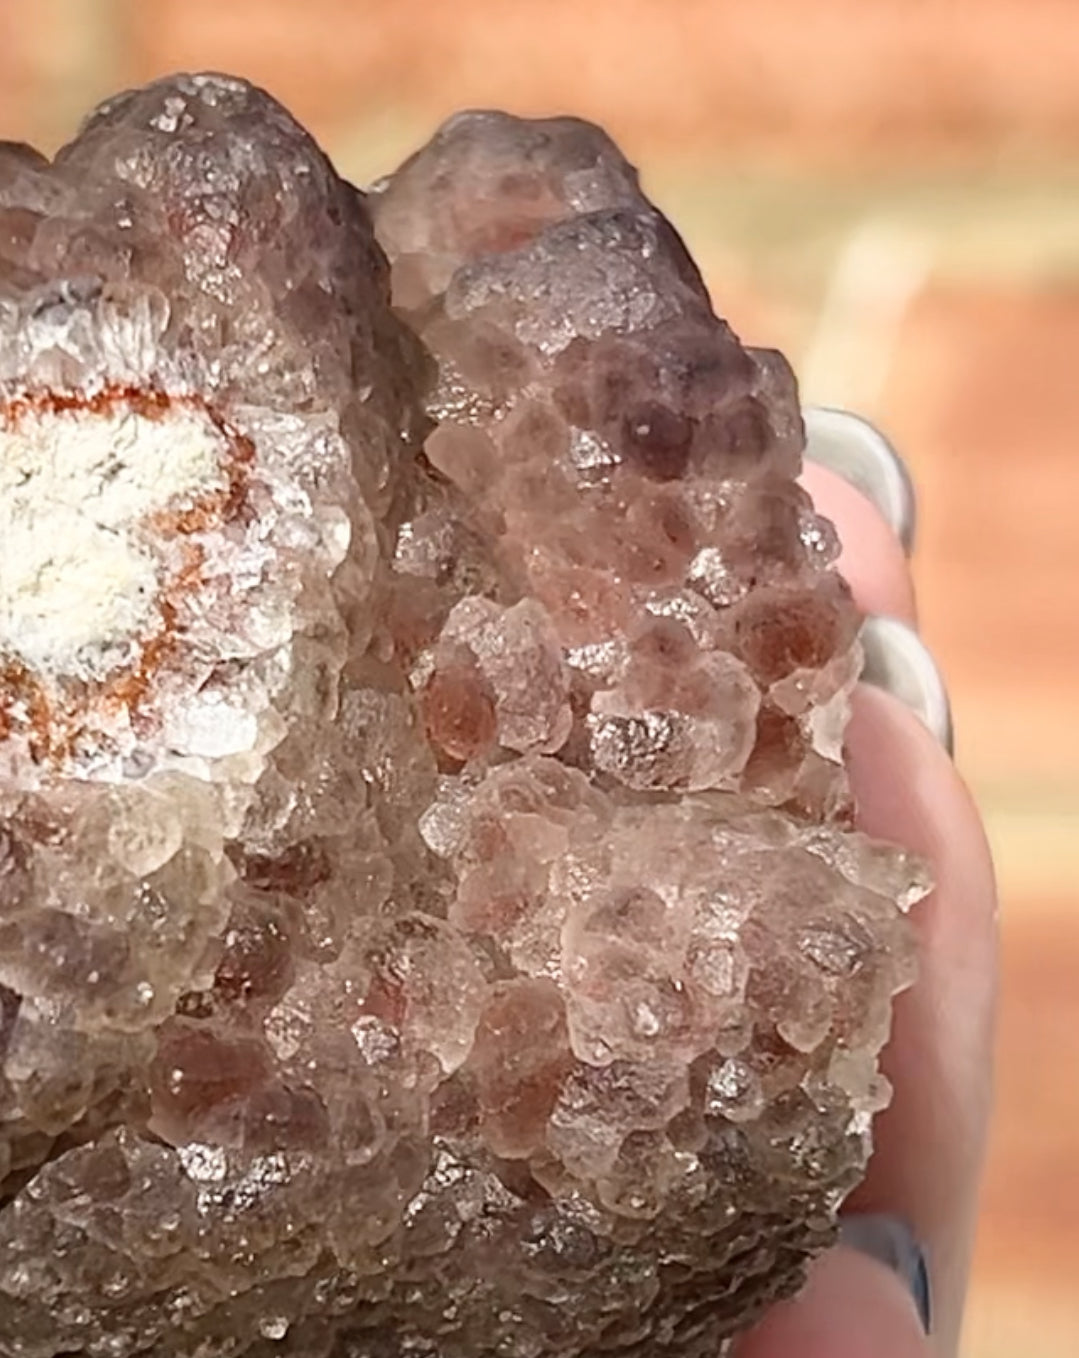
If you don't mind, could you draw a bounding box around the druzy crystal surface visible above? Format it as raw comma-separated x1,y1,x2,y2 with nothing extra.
0,77,927,1357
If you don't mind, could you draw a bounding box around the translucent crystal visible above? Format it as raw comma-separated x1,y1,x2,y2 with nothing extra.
0,81,928,1358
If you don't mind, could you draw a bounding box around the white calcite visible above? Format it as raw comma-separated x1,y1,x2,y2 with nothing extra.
0,400,228,678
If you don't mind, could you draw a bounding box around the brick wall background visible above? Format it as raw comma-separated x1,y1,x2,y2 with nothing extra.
7,0,1079,159
2,3,1078,1354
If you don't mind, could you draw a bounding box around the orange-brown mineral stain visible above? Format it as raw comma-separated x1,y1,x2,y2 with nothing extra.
0,384,256,765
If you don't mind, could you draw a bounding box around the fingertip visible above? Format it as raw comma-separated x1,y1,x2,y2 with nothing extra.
843,684,998,1355
802,407,917,555
733,1245,932,1358
801,462,917,624
846,683,997,953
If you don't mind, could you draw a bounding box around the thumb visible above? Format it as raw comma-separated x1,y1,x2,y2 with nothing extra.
734,1225,932,1358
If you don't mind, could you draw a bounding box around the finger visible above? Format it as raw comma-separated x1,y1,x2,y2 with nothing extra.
844,684,999,1354
801,460,917,624
803,407,917,555
734,1244,931,1358
774,420,995,1356
736,691,995,1357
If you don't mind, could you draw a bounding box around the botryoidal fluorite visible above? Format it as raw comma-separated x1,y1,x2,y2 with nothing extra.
0,75,928,1357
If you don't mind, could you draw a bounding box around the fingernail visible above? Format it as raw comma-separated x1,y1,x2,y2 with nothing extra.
803,407,917,555
861,614,954,756
840,1213,932,1335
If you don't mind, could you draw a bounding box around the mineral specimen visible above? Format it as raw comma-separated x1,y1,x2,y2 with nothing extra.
0,76,928,1358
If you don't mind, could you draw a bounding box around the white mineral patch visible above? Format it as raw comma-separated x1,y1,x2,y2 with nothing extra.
0,402,228,678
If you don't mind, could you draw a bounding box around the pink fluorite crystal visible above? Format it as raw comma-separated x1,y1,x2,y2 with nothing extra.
0,79,927,1358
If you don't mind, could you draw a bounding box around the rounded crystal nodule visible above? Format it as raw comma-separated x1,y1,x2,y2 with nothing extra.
0,75,928,1358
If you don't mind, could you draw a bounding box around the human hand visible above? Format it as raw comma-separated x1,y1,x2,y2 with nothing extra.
735,412,999,1358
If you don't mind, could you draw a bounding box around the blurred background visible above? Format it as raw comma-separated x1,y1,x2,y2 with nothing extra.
1,1,1076,1352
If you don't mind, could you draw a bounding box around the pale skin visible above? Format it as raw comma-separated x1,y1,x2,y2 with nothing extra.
734,464,999,1358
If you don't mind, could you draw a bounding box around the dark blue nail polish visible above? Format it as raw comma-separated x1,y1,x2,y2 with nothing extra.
839,1213,932,1334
